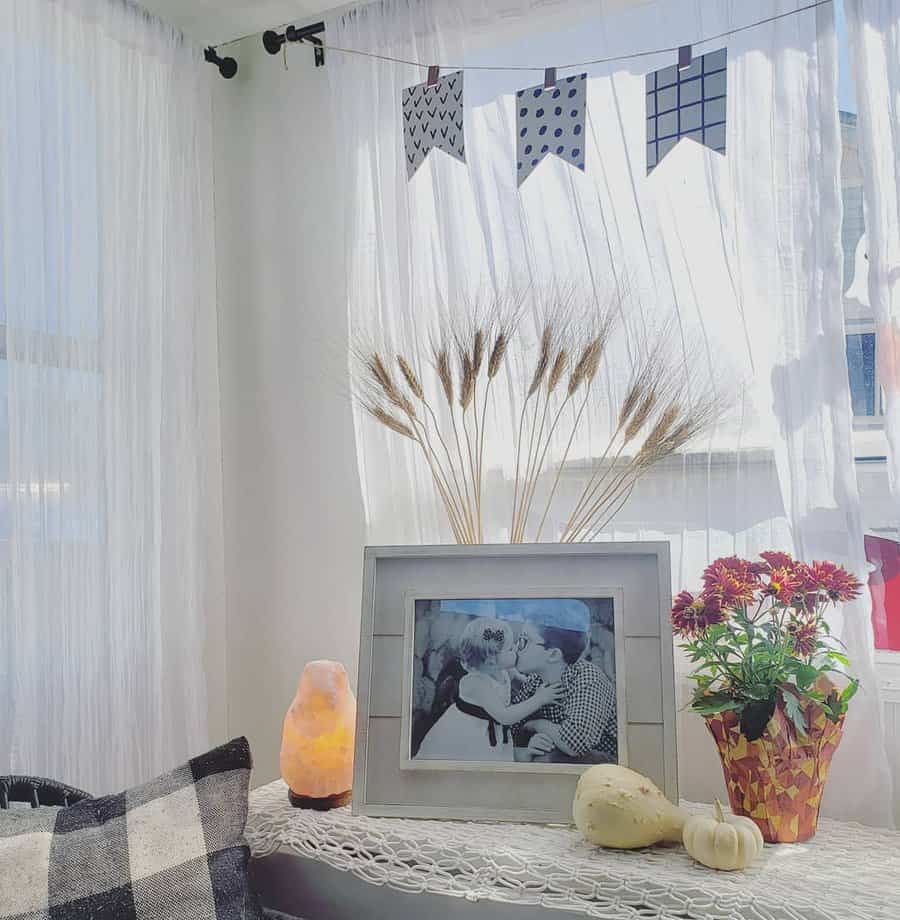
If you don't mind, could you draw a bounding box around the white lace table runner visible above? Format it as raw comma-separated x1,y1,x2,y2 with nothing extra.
247,780,898,920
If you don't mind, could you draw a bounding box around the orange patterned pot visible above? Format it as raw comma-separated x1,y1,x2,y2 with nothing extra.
704,695,845,843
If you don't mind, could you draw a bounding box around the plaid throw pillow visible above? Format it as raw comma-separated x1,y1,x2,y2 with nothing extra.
0,737,263,920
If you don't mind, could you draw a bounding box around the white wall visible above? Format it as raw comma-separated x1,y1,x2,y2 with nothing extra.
213,37,366,785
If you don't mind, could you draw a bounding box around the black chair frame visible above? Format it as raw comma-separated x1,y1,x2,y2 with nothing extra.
0,775,92,809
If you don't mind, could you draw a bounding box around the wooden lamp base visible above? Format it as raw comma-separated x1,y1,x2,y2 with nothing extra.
288,788,352,810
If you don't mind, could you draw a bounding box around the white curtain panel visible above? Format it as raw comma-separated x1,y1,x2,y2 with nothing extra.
0,0,222,793
845,2,900,823
846,2,900,506
328,0,894,823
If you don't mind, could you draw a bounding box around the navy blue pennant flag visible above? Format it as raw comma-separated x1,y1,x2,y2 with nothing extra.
646,47,727,173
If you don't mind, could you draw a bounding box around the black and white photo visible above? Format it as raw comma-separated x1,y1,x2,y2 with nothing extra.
410,597,618,766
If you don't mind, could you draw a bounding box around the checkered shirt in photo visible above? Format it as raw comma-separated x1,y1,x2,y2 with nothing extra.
0,737,263,920
513,659,617,758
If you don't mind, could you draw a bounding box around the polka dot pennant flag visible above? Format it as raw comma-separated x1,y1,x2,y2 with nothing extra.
516,73,587,187
403,70,466,180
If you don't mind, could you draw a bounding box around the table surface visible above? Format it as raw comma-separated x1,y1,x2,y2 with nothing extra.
247,780,900,920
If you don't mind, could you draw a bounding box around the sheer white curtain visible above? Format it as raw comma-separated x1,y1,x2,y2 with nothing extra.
0,0,222,793
846,2,900,506
845,2,900,826
328,0,894,823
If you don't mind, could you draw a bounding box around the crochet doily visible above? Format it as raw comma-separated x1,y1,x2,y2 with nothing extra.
247,781,898,920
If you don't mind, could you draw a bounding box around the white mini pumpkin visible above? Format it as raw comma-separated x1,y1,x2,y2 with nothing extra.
682,800,765,871
573,764,686,849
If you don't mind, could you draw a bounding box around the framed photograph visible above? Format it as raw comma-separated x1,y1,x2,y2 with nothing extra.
353,543,676,823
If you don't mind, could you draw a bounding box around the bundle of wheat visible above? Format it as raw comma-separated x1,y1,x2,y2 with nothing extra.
354,293,727,544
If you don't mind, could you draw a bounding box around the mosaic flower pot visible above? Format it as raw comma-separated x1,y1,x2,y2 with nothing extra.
704,697,845,843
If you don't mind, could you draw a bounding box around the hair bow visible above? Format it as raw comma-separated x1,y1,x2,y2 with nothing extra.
482,627,505,642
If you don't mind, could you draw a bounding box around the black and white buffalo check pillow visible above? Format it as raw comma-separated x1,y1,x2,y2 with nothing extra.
0,737,263,920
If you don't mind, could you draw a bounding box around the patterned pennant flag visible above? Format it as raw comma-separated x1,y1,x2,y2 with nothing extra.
646,47,727,173
516,73,587,187
402,70,465,179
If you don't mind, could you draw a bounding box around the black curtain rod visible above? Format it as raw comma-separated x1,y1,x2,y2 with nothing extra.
263,21,326,66
207,20,326,76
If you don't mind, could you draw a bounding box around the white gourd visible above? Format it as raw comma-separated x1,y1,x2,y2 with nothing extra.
572,764,686,849
682,800,765,871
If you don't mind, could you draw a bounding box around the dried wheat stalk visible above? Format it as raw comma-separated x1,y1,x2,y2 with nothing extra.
353,295,726,544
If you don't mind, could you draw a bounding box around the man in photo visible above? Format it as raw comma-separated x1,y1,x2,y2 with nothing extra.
512,620,617,763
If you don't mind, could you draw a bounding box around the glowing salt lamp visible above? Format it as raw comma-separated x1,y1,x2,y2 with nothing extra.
280,660,356,809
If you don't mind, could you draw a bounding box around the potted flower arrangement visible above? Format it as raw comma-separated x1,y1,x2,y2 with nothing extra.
672,552,862,843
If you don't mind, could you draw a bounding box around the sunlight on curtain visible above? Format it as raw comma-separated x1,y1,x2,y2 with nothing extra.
0,0,222,793
328,0,894,823
846,2,900,519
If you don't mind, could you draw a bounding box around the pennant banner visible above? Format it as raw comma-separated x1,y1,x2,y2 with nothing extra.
516,73,587,187
646,47,727,173
403,70,465,179
397,48,729,183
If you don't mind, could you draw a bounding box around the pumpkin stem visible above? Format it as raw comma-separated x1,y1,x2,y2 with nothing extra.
713,798,726,823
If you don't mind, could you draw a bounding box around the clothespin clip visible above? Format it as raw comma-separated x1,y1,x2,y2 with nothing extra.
678,44,692,71
543,67,557,89
427,65,440,87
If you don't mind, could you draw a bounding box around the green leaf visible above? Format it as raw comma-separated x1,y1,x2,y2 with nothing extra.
791,662,820,691
692,693,744,716
827,650,851,667
823,689,850,722
687,674,715,691
745,683,777,701
841,678,859,706
705,624,728,644
781,688,808,739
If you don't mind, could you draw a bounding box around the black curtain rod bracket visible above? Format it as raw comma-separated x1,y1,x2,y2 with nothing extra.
204,46,238,79
262,21,325,67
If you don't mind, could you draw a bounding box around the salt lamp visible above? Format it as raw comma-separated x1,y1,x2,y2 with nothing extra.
280,660,356,809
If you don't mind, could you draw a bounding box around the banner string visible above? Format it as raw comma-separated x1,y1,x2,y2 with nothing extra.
215,0,832,70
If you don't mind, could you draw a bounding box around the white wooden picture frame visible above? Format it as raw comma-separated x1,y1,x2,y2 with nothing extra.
353,543,677,823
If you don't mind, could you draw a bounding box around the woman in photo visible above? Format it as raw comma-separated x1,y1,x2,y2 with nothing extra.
416,617,564,761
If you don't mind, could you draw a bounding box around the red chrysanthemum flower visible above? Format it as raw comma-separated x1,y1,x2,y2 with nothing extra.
702,556,762,599
759,550,794,570
703,556,752,583
784,562,823,611
806,560,864,603
702,572,756,609
671,590,726,637
762,566,805,605
787,615,819,658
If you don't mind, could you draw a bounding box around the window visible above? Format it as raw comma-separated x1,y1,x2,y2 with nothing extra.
842,181,865,291
846,330,877,416
839,110,880,427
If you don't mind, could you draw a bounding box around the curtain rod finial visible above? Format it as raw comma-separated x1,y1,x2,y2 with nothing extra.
204,46,238,79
